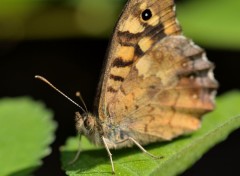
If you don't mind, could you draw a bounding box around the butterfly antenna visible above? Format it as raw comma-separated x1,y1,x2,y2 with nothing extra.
35,75,86,113
76,91,89,114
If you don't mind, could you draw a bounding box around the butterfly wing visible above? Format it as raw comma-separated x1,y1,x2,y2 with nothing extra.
94,0,218,143
95,0,181,120
107,35,218,142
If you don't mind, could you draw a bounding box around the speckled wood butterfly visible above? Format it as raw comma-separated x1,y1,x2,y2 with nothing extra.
36,0,218,173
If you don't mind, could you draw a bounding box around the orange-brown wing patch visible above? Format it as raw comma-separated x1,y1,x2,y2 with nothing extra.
107,35,218,142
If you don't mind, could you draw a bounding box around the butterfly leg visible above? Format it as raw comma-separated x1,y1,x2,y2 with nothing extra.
68,135,82,165
102,136,115,174
129,137,163,159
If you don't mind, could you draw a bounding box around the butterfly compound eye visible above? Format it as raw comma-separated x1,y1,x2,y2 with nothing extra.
84,119,91,131
141,9,152,21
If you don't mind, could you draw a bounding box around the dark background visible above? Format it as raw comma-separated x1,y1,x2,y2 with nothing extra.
1,38,240,175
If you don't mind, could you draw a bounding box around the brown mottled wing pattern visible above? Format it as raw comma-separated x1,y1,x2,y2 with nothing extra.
108,36,218,142
96,0,181,120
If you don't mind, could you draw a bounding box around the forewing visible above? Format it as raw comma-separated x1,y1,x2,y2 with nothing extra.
96,0,181,120
107,36,218,141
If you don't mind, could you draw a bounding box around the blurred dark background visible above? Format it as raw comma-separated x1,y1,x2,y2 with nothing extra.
0,0,240,175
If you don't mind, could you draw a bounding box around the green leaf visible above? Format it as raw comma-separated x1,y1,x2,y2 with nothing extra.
0,97,57,176
61,91,240,176
177,0,240,50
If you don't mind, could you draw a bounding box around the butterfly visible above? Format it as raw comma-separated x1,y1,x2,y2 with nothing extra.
36,0,218,174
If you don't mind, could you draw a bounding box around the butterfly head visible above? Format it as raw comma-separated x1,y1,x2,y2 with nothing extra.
75,112,95,134
75,112,102,145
